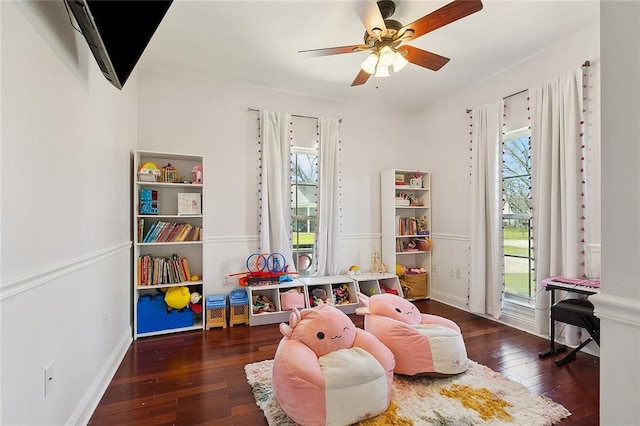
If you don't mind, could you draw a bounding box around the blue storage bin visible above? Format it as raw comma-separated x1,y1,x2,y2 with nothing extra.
229,289,249,306
137,294,194,334
206,294,226,309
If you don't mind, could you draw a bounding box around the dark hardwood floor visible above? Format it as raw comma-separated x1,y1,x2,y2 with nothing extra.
89,300,599,425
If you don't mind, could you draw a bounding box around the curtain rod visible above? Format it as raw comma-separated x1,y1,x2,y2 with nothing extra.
248,107,342,123
466,60,591,114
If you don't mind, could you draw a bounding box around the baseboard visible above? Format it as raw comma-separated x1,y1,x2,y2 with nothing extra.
66,326,133,426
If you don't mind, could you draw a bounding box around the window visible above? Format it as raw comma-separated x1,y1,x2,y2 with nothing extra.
291,146,318,276
502,128,534,301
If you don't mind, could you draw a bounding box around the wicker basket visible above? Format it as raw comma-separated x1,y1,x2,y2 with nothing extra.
400,272,428,300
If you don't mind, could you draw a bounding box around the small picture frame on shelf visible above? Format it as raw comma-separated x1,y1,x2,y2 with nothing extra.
409,177,422,188
177,193,201,215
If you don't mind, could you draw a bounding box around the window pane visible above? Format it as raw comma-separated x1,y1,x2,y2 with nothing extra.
503,137,530,178
291,153,318,183
502,132,533,300
292,218,316,276
504,256,534,298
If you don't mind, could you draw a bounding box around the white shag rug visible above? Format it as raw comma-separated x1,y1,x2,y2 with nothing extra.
245,359,571,426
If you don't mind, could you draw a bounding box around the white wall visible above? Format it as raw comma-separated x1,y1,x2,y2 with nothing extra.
416,24,601,321
137,69,422,296
593,1,640,423
1,2,134,424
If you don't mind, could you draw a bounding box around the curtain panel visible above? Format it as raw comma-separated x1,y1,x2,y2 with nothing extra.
469,101,504,319
313,118,341,276
259,110,295,271
530,67,585,337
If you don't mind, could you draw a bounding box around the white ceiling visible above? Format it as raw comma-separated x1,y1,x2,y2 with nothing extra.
138,0,599,112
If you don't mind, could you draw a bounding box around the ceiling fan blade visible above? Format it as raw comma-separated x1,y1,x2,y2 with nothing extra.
351,69,372,86
400,0,483,41
351,0,387,38
402,45,450,71
299,44,368,57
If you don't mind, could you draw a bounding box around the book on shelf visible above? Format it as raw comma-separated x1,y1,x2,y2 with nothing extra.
136,254,195,286
141,222,202,243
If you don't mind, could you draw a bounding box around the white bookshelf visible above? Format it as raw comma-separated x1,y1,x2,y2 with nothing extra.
381,169,432,300
133,150,204,339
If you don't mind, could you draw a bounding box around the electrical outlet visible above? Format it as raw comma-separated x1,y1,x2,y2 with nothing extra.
432,265,438,274
44,363,54,396
455,268,461,279
449,267,454,277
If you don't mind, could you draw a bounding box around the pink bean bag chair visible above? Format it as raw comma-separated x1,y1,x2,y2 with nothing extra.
356,292,468,377
272,304,395,426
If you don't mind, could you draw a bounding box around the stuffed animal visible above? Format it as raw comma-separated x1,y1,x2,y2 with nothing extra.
357,292,468,376
189,291,203,314
272,305,395,425
164,286,191,310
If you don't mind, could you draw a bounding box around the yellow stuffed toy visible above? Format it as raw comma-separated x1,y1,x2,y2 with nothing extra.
164,286,191,310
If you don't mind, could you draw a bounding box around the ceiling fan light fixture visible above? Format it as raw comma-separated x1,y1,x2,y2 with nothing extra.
361,52,378,74
378,45,396,67
375,64,390,78
392,51,409,73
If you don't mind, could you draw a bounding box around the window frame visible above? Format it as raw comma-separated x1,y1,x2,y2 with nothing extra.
290,145,318,276
501,127,535,304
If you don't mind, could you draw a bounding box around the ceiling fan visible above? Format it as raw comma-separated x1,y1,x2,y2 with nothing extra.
299,0,483,86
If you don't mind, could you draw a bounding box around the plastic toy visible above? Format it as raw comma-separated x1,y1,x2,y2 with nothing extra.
357,292,468,376
137,162,160,182
190,291,203,314
229,252,297,286
347,264,361,276
164,286,191,310
272,305,395,425
191,165,203,184
310,288,330,307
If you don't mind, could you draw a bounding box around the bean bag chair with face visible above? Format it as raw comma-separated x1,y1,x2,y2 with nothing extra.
272,304,395,426
356,292,468,377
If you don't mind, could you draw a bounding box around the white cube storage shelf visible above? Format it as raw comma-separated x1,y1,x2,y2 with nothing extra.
246,274,404,326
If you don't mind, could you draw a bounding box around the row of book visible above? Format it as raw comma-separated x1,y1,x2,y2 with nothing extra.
395,216,429,236
139,219,202,243
137,253,193,286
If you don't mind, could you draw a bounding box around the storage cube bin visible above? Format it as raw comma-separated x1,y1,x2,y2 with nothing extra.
137,294,194,334
280,289,305,310
229,289,249,327
206,294,227,329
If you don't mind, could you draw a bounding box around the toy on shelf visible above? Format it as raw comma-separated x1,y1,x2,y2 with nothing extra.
191,165,203,184
138,162,160,182
165,286,191,310
310,288,330,307
346,265,361,277
189,291,203,314
139,189,158,215
229,252,297,286
160,163,179,183
332,284,351,305
371,250,384,273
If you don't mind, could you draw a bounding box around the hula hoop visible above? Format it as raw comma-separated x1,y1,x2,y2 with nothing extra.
246,253,268,273
266,252,286,273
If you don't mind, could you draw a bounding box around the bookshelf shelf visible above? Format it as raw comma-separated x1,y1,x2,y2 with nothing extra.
381,169,432,300
133,150,205,339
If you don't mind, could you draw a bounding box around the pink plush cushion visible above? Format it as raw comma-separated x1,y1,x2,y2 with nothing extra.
272,305,395,425
358,293,468,376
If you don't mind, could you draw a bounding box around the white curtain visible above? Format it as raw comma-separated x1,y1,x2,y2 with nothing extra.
259,110,295,272
313,118,341,276
530,67,584,336
469,101,504,319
